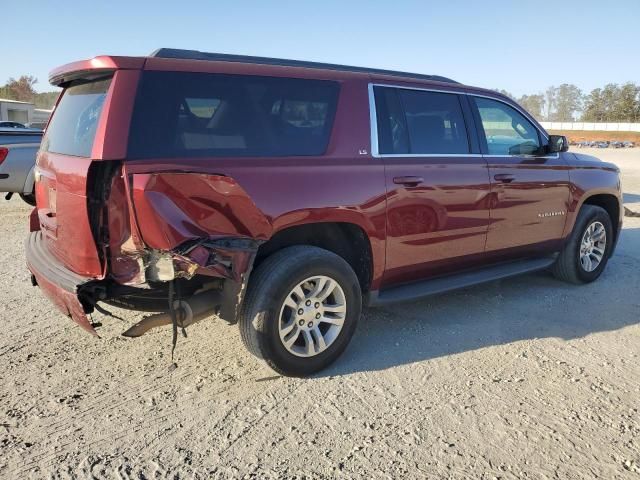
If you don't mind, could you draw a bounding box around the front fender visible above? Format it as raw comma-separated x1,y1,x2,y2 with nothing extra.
562,163,623,245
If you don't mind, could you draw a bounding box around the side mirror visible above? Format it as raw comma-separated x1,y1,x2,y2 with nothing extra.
548,135,569,153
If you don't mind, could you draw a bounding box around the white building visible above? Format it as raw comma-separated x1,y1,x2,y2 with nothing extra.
0,98,52,125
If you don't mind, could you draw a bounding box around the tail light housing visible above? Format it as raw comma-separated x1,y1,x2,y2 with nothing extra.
0,147,8,165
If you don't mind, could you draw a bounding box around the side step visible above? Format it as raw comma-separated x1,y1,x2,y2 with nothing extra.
368,257,556,306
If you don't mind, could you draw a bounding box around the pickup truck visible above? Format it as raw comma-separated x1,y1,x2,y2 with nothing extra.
0,128,43,205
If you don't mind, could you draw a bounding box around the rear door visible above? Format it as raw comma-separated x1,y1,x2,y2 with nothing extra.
35,76,114,277
371,85,491,287
470,95,571,255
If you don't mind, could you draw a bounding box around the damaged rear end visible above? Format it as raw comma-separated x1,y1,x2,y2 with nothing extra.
26,56,269,337
100,169,268,336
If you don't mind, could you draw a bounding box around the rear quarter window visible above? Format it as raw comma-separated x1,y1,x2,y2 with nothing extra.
41,77,112,157
127,72,339,159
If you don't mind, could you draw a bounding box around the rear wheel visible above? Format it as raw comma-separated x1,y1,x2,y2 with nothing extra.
552,205,613,284
239,246,361,377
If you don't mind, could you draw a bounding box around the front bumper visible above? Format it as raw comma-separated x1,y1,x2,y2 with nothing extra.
25,231,98,335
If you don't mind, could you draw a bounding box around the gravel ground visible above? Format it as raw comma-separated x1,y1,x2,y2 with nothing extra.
1,148,639,479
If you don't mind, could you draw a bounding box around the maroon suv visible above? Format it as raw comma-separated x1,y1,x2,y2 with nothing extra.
26,49,623,376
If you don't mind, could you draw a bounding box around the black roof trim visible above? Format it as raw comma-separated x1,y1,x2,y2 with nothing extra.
150,48,459,84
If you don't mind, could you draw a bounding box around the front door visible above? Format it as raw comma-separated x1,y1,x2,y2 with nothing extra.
371,85,492,287
470,96,571,255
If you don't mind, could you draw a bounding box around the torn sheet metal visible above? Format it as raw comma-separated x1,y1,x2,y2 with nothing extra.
107,170,271,287
142,237,261,283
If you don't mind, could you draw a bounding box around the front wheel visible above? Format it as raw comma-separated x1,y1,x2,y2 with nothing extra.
239,246,361,377
552,205,613,284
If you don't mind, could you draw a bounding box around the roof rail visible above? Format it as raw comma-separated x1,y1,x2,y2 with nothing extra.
150,48,459,84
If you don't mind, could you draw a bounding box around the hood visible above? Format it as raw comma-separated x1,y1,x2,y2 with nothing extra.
570,152,620,172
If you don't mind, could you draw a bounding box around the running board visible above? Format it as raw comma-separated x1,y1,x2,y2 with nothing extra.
368,257,556,306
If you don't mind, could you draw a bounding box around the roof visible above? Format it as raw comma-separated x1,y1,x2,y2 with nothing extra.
150,48,459,84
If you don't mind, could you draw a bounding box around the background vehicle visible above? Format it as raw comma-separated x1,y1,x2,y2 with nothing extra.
26,50,623,376
0,121,27,129
25,122,47,130
0,129,42,205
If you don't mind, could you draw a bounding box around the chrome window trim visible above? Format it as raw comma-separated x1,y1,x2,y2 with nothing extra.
374,153,558,160
368,82,553,159
371,82,468,96
484,153,559,159
367,83,380,157
375,153,484,158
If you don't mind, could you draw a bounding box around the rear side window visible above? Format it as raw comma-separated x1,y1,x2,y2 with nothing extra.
41,77,111,157
374,87,469,155
399,90,469,154
374,87,409,154
128,72,339,158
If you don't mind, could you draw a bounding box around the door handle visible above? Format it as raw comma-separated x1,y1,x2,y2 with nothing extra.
494,174,515,183
393,176,424,186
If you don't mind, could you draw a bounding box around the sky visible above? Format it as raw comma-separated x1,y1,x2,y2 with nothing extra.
3,0,639,96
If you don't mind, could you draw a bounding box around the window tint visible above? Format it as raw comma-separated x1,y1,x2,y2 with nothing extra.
474,97,541,155
128,72,339,158
400,90,469,154
374,87,409,154
374,88,469,155
42,77,111,157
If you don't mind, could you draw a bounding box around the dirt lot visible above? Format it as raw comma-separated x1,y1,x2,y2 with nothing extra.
1,149,639,479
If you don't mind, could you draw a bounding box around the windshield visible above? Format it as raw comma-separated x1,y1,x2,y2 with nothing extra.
41,77,112,157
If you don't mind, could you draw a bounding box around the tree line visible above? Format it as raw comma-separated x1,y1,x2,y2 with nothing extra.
0,75,59,110
497,82,640,123
2,74,639,123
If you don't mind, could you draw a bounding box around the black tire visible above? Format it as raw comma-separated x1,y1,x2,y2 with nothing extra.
19,193,36,206
239,246,361,377
552,205,613,284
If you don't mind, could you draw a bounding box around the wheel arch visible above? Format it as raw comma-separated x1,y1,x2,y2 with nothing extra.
580,192,622,245
254,221,375,294
564,189,622,246
23,165,36,194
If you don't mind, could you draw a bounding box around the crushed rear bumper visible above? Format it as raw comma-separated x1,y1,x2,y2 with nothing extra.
25,231,98,335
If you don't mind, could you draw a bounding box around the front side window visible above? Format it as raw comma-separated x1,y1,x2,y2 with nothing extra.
42,77,112,157
474,97,541,155
128,72,339,158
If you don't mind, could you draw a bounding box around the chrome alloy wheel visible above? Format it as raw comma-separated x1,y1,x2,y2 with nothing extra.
579,221,607,272
278,276,347,357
